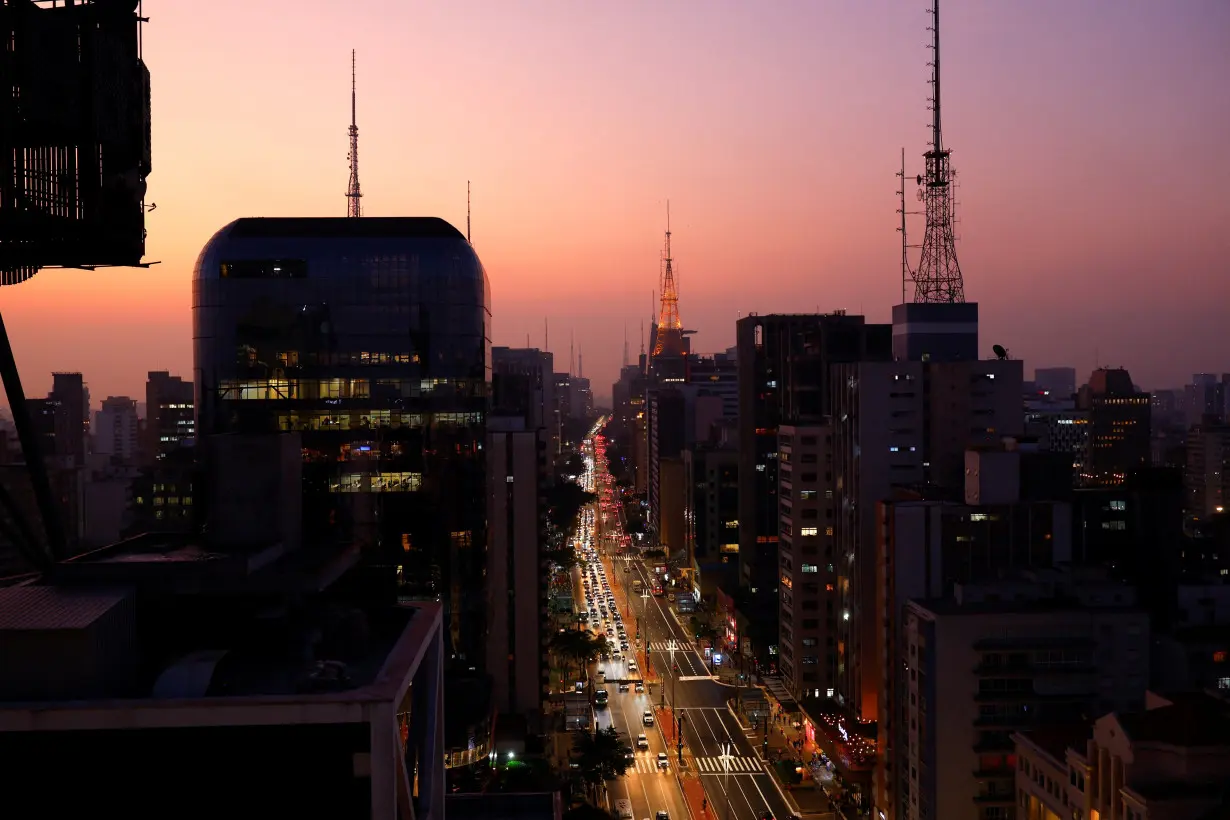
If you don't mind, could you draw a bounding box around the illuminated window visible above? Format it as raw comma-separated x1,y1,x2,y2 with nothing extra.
800,527,819,536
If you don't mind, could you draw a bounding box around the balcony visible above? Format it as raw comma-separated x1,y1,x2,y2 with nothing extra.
972,793,1014,805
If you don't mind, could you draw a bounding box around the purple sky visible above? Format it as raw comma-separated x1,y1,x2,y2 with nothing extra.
3,0,1228,404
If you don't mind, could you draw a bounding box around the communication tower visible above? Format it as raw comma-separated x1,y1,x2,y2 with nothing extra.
346,50,362,218
911,0,965,303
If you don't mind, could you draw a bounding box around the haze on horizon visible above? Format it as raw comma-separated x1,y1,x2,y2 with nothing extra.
2,0,1227,405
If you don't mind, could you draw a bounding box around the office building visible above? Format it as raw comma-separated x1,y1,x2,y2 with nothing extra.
736,313,891,665
892,572,1149,820
485,417,549,720
683,441,739,570
94,395,139,463
1077,368,1151,486
570,375,593,420
193,216,490,664
777,422,836,700
830,356,1023,719
144,370,194,462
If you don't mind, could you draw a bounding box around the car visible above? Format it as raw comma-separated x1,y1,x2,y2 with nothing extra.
628,661,638,673
657,812,670,820
643,710,654,726
635,682,645,693
657,752,669,769
618,682,629,692
636,733,649,749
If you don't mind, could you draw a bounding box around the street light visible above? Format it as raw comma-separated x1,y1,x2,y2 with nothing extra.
664,638,677,710
720,742,733,820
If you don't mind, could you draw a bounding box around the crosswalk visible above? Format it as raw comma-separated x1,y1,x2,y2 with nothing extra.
647,641,696,653
628,757,670,774
694,755,763,774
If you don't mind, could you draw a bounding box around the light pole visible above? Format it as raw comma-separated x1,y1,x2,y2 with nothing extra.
664,638,677,710
720,742,732,820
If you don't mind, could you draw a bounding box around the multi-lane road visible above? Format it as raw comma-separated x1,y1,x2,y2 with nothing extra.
582,430,806,820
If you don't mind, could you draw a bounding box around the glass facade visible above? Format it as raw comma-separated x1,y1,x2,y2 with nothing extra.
193,217,491,661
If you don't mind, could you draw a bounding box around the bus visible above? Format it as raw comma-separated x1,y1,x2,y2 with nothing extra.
594,688,609,708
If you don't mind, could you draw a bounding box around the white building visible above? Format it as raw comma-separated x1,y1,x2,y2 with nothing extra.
93,395,139,463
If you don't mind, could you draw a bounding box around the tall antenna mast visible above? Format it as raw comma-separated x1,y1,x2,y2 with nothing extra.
346,50,362,218
570,330,575,378
466,180,471,243
623,325,629,368
651,201,684,357
911,0,965,303
896,147,915,304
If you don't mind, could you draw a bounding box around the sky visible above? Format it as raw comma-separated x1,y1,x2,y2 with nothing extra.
5,0,1229,406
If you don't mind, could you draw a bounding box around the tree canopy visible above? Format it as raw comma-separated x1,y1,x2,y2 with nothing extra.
572,726,633,787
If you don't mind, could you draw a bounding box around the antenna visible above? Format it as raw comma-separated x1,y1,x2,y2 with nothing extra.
896,147,916,304
623,325,629,368
570,330,575,378
911,0,965,303
346,50,362,218
544,318,549,354
466,180,471,243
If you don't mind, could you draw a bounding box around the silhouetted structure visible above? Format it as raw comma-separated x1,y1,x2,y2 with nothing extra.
0,0,151,569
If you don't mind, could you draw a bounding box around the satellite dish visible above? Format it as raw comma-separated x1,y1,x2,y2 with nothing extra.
992,344,1008,360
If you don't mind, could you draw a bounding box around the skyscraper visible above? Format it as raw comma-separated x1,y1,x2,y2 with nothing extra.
193,216,491,662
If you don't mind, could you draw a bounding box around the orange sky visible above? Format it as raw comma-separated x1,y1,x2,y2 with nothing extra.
4,0,1228,405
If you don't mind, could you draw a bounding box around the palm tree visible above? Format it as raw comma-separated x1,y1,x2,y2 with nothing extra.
572,726,632,800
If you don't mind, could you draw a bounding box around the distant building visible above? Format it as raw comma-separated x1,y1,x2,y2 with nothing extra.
1185,418,1230,517
143,370,194,463
492,347,556,452
50,372,87,466
94,396,139,463
1077,368,1151,486
1033,366,1077,399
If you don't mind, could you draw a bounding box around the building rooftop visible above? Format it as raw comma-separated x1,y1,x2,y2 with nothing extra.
225,216,465,241
1116,692,1230,748
1015,723,1092,764
0,585,128,630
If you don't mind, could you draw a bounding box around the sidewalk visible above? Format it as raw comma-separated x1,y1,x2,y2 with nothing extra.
760,714,833,817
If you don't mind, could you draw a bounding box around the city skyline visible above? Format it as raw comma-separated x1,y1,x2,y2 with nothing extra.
2,0,1228,403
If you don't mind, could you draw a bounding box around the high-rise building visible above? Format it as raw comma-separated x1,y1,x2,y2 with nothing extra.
776,422,836,700
736,313,891,666
1077,368,1151,486
143,370,194,462
193,216,491,664
894,572,1148,820
830,355,1023,719
570,375,593,420
648,388,687,555
492,347,556,452
94,396,139,463
683,440,739,573
485,416,548,719
50,372,87,466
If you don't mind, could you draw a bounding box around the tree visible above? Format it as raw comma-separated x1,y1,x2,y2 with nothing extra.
551,630,609,680
643,548,666,560
688,616,720,643
560,452,586,478
543,548,580,570
545,479,597,538
572,726,633,798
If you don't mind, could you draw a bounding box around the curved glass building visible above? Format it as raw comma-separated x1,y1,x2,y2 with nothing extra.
193,217,491,659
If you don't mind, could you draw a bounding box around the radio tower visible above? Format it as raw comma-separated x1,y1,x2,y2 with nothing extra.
651,202,684,358
912,0,964,303
346,50,362,218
